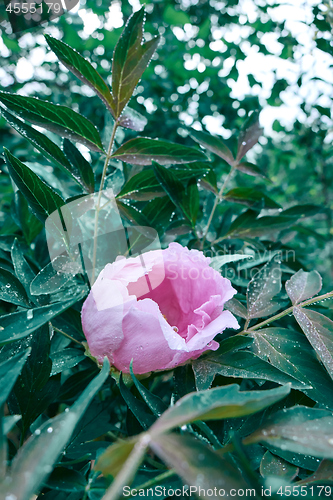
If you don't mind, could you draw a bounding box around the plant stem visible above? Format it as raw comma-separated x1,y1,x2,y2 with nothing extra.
200,164,235,250
128,470,176,496
91,121,119,284
240,290,333,334
51,324,83,346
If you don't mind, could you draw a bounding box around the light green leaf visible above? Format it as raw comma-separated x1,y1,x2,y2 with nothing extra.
247,258,282,319
260,451,299,481
118,107,148,132
285,269,322,305
0,92,104,152
210,254,252,270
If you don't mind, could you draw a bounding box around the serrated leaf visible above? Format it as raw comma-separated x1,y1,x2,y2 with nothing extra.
294,308,333,381
0,288,87,345
112,8,160,117
189,128,235,165
247,406,333,459
150,384,291,436
236,110,263,161
62,139,95,193
111,137,208,165
0,348,30,407
224,188,280,209
45,34,113,113
0,92,104,152
247,258,282,319
236,161,267,179
118,107,147,132
3,358,110,500
0,267,30,307
4,149,65,222
150,433,249,495
285,269,322,305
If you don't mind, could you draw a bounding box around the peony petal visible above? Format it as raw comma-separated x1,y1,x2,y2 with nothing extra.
186,310,240,352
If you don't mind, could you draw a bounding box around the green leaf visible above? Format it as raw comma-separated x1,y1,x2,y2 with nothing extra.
129,362,167,417
111,138,208,165
50,348,85,376
247,258,282,319
181,178,200,225
294,308,333,381
236,110,263,161
45,34,113,113
4,149,65,222
62,139,95,193
210,254,252,270
0,288,87,345
0,266,30,307
297,460,333,485
9,324,55,438
150,433,249,494
248,406,333,459
0,92,104,152
118,106,148,132
116,200,151,228
224,297,248,319
224,188,280,210
119,373,155,430
251,327,333,408
226,210,295,238
11,238,36,296
95,438,138,478
0,348,30,407
280,204,323,218
12,192,43,244
236,161,267,179
260,451,299,481
30,256,75,296
189,128,235,165
192,350,306,392
150,384,291,436
3,358,110,500
285,269,322,305
112,7,160,117
142,197,175,234
45,467,86,493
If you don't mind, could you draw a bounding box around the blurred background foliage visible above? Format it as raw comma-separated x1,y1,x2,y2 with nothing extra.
0,0,332,283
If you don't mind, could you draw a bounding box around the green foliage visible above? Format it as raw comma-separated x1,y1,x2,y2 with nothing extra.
0,2,333,499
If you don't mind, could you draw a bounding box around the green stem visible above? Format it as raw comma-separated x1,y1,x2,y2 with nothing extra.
51,324,83,346
241,290,333,334
128,470,176,496
200,164,235,250
91,121,119,284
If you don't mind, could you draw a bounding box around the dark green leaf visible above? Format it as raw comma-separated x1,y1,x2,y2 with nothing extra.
30,257,76,296
297,460,333,485
0,266,30,307
50,348,85,376
189,128,235,165
0,92,104,152
12,192,43,244
285,269,322,305
130,362,168,417
0,288,87,345
150,433,249,495
112,8,160,117
62,139,95,193
116,200,151,228
111,137,208,165
294,308,333,381
251,327,333,408
260,451,299,480
236,161,267,179
11,238,36,296
226,210,295,238
281,204,323,218
45,467,86,493
119,372,155,430
0,348,30,407
224,188,280,209
247,258,282,319
236,110,263,161
248,406,333,459
4,149,65,222
4,359,110,500
45,34,113,113
142,197,175,233
150,384,291,436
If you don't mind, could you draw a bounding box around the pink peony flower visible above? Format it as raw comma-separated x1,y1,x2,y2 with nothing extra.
81,243,239,374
